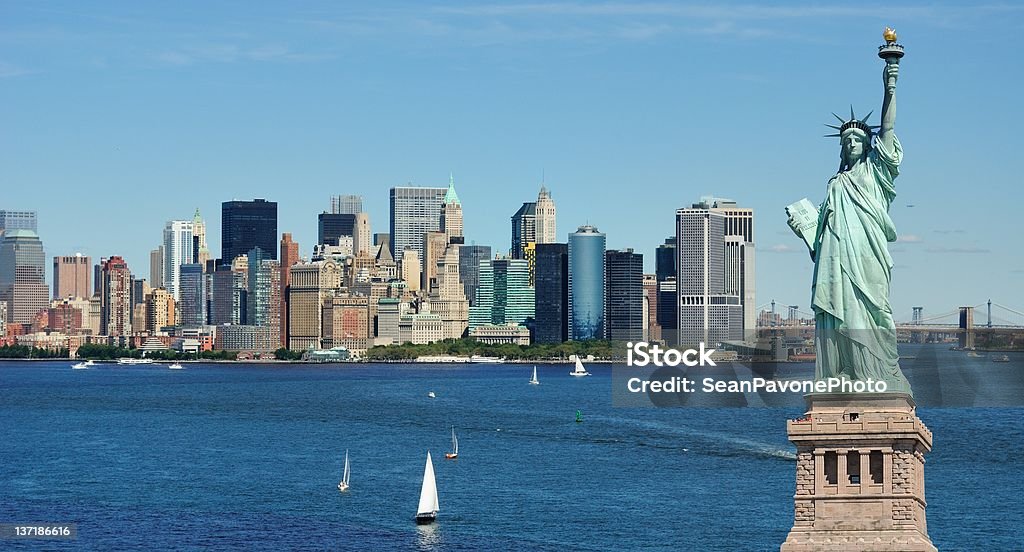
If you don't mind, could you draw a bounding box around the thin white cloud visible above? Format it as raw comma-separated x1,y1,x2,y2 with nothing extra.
925,246,990,254
897,234,923,243
762,244,797,253
154,43,329,66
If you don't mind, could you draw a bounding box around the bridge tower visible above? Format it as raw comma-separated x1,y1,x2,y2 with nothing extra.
958,306,974,349
911,307,923,325
788,305,799,325
987,299,992,328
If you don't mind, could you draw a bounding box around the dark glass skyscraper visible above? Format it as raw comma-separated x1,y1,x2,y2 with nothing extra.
510,202,536,259
655,237,677,343
605,249,644,342
458,245,492,307
318,213,356,246
534,243,568,343
178,263,206,327
222,199,278,263
567,225,606,341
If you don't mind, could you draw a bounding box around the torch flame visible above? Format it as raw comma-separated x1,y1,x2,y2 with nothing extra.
883,27,897,43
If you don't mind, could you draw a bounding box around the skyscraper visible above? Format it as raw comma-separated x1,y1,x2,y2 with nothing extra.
400,249,421,292
145,287,175,332
330,195,363,215
725,236,756,339
676,200,743,348
353,213,372,257
422,231,448,291
318,212,356,246
222,199,278,263
149,246,164,289
0,230,48,324
510,202,536,259
605,249,644,342
534,243,568,343
469,258,534,328
178,263,206,327
440,174,463,243
568,225,606,341
287,260,341,350
390,186,446,271
0,210,37,234
643,274,660,342
535,186,557,245
247,247,279,329
279,233,300,347
192,208,211,266
53,254,91,299
163,220,193,301
100,256,132,337
654,236,677,343
458,245,491,307
427,245,469,340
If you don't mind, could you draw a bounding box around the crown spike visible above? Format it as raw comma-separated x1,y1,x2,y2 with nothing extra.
832,112,846,124
825,124,842,130
861,110,873,123
850,105,856,120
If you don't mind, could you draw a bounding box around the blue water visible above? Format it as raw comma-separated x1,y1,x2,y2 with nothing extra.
0,352,1020,550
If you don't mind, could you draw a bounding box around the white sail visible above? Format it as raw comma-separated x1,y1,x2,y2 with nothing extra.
417,451,439,515
574,357,585,373
451,428,458,455
530,366,539,383
343,450,350,486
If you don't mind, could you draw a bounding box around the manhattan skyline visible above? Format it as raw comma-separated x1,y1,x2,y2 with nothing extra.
2,2,1022,321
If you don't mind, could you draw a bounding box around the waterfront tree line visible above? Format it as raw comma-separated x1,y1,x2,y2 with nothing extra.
364,338,622,361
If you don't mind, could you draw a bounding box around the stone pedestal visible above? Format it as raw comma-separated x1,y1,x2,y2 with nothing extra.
781,393,936,551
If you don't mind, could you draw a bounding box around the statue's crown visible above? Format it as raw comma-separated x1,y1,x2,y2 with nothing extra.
825,107,881,138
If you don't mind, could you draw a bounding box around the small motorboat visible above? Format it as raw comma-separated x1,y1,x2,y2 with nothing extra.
169,363,184,370
992,355,1010,363
428,391,436,399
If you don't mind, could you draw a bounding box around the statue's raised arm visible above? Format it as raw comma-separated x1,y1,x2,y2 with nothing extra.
878,62,897,153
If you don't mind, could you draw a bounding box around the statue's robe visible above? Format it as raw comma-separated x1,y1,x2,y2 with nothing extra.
811,134,912,394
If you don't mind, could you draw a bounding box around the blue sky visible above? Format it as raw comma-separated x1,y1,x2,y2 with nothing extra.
2,1,1022,324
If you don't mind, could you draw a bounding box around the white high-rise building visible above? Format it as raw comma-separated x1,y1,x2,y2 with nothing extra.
675,198,750,348
162,220,194,301
535,185,557,245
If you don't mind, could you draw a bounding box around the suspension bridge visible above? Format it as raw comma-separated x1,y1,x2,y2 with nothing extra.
755,300,1024,349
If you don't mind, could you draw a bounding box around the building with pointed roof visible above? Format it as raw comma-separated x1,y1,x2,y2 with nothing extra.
441,173,463,244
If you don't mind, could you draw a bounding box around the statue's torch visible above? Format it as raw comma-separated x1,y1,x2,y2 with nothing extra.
878,27,904,93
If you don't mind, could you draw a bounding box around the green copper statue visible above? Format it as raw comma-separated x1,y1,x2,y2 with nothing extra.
787,29,911,394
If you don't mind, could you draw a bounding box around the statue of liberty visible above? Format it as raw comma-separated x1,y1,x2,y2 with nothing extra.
787,28,912,394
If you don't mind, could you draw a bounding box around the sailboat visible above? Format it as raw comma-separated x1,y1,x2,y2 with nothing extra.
575,409,584,423
529,366,540,385
569,356,591,377
415,451,439,524
337,450,350,491
445,427,459,459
